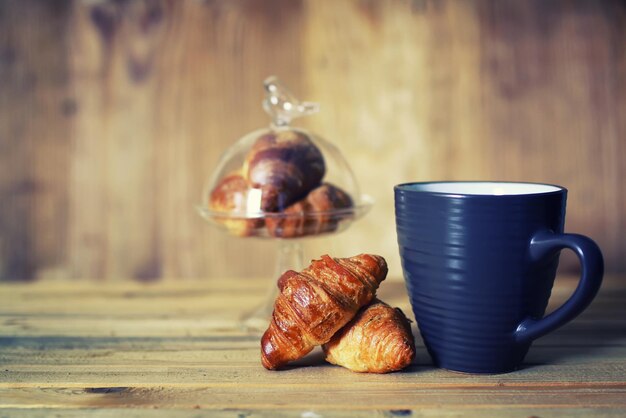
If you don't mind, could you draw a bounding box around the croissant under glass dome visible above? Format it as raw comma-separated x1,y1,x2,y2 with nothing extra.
198,77,373,239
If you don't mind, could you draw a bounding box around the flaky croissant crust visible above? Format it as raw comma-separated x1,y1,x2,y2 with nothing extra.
266,183,353,238
261,254,388,370
323,299,416,373
244,130,325,212
208,172,263,236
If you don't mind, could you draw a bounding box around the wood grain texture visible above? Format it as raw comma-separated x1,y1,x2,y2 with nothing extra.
0,0,72,281
1,410,626,418
0,0,624,280
0,275,625,416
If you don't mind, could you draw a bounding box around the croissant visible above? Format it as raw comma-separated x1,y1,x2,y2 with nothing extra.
261,254,388,370
208,172,263,236
266,183,353,238
322,299,416,373
244,130,325,212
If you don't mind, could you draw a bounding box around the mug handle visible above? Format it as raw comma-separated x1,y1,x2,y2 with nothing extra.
514,230,604,344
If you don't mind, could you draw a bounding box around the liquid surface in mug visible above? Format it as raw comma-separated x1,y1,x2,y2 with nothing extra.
401,182,562,196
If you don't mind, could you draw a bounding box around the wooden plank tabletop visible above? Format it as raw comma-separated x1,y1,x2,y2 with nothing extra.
1,275,626,417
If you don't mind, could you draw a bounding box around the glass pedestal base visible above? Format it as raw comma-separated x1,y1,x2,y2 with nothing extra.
240,240,304,333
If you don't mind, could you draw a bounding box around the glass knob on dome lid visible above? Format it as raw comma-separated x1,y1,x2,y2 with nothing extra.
262,76,320,128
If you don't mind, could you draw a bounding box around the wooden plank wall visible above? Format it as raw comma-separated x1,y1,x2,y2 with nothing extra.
0,0,624,281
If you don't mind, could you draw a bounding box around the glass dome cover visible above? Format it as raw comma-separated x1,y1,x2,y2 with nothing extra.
198,76,372,239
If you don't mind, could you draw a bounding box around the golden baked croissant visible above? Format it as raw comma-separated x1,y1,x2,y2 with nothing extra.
322,299,416,373
244,130,325,212
261,254,388,370
208,172,263,236
266,183,353,238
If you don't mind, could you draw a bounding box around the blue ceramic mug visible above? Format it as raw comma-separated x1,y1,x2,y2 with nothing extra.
395,181,603,374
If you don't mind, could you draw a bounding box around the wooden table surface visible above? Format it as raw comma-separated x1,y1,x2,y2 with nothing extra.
1,275,625,417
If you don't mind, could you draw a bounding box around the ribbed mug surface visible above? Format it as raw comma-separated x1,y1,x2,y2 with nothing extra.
395,182,566,373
